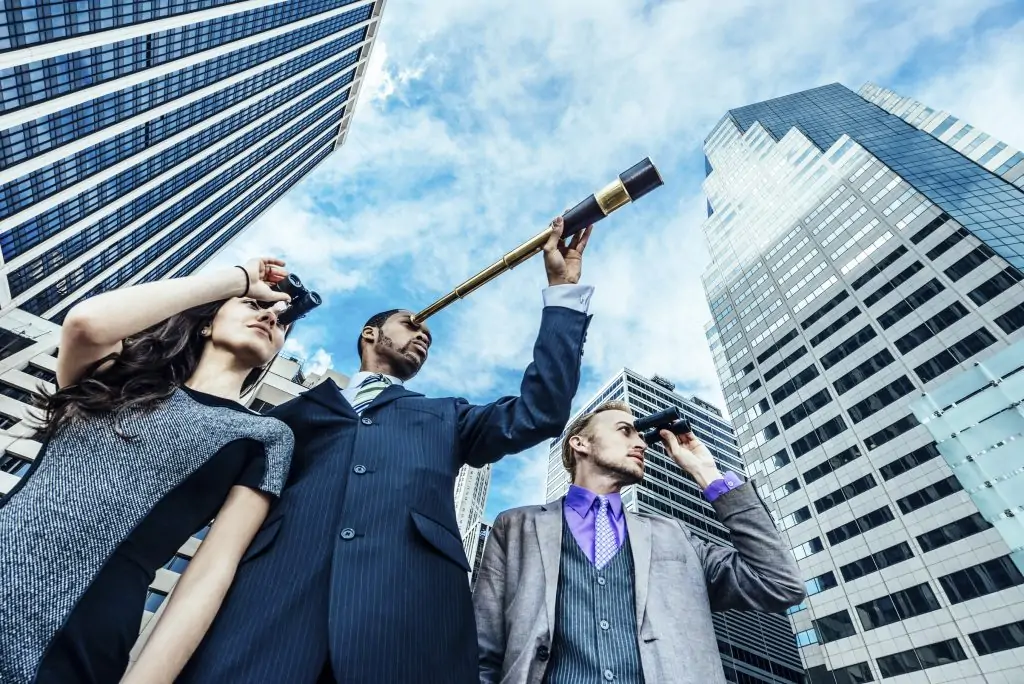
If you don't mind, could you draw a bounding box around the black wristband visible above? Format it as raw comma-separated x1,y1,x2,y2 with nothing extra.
234,265,250,298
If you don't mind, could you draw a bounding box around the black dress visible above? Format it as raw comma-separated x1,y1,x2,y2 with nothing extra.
0,387,294,683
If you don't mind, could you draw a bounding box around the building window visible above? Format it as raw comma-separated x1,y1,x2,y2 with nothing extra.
802,445,862,484
875,638,967,678
776,506,812,532
863,414,919,451
23,364,57,385
879,443,940,480
856,583,941,630
0,383,36,404
756,329,799,363
877,279,945,329
0,329,34,360
847,376,916,424
969,620,1024,656
806,571,839,596
809,308,862,348
164,554,191,574
814,474,877,514
917,513,992,553
968,267,1023,306
0,453,31,477
909,213,951,245
247,399,276,414
806,662,875,684
826,506,894,547
840,542,915,583
925,227,969,260
833,350,895,395
792,537,824,561
894,302,970,354
820,325,877,370
791,415,847,458
770,365,820,405
938,556,1024,605
851,245,909,291
801,291,851,330
914,328,997,384
780,389,833,429
795,627,820,648
863,261,924,308
897,476,962,514
193,524,213,541
813,609,857,643
944,245,995,282
763,346,808,382
994,302,1024,334
144,590,168,613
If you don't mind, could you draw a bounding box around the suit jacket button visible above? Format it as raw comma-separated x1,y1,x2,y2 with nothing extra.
353,465,367,474
537,645,549,662
340,528,356,540
360,417,373,425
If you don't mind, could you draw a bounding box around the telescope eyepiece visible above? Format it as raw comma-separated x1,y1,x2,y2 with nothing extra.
266,272,323,325
634,406,692,446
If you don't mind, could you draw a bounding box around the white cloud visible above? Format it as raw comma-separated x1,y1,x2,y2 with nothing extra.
210,0,1022,515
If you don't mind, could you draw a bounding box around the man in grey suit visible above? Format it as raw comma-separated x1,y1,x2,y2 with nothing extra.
474,400,806,684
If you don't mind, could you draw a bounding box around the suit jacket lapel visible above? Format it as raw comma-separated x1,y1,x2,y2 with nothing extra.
535,500,563,635
301,378,355,418
364,383,424,412
626,512,652,630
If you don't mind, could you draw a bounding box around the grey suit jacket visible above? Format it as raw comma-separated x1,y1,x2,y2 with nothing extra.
473,483,806,684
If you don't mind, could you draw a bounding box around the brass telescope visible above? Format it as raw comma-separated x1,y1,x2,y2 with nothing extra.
410,157,664,324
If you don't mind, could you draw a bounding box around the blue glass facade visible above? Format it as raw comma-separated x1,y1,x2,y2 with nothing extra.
726,83,1024,270
0,0,382,320
0,0,362,116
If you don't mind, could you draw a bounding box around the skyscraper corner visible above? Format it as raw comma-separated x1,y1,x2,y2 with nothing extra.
701,82,1024,683
0,0,389,321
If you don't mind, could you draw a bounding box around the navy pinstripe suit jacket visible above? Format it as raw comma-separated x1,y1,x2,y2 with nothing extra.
179,306,591,684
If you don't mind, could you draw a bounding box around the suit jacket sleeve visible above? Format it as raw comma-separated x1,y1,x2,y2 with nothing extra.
457,306,590,467
683,482,806,612
474,513,508,684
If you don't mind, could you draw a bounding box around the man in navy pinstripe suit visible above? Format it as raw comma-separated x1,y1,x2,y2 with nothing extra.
179,218,595,684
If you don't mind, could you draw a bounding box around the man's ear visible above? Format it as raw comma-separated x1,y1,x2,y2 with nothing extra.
361,326,377,345
569,434,588,457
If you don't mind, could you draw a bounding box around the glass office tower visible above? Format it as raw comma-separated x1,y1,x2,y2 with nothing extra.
701,83,1024,683
546,369,806,684
0,0,386,321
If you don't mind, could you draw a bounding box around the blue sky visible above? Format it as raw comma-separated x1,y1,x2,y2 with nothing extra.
208,0,1024,521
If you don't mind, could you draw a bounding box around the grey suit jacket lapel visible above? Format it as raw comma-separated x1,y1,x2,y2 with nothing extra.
535,499,564,635
626,512,652,632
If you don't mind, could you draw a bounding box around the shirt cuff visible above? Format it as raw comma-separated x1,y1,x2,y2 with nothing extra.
542,284,594,313
704,471,745,502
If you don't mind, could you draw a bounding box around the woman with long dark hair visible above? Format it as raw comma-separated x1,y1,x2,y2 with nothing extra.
0,257,300,684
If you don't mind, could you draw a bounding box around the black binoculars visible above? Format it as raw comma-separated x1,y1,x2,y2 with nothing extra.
634,407,692,446
271,273,322,326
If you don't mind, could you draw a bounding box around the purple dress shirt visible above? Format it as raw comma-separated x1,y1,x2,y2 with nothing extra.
563,472,745,566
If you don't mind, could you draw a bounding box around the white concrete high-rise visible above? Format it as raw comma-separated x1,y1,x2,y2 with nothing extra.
701,83,1024,684
0,0,386,322
455,463,492,546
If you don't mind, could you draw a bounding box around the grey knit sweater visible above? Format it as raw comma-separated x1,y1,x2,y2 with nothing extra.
0,388,294,683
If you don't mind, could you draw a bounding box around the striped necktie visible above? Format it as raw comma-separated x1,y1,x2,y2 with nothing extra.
351,374,392,415
594,495,616,569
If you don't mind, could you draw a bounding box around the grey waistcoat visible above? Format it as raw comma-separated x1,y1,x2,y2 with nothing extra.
544,515,644,684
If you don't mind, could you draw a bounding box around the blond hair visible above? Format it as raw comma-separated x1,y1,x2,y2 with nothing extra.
560,400,632,481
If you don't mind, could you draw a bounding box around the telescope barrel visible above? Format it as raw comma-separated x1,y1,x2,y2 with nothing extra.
633,406,683,433
411,158,663,323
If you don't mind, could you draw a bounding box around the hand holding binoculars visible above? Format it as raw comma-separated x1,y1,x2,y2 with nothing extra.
269,273,322,326
634,407,693,446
